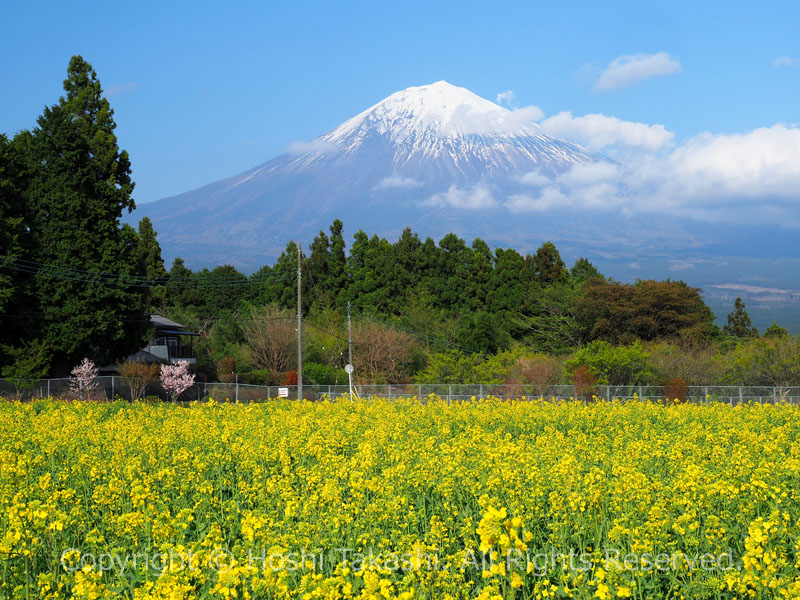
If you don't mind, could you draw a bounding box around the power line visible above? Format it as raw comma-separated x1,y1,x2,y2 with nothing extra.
0,256,296,288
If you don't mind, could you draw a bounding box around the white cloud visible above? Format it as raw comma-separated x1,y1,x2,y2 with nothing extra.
424,185,497,210
509,163,626,213
286,138,339,155
501,124,800,226
650,125,800,204
496,90,516,106
540,111,674,152
375,175,423,189
506,188,567,213
453,104,545,135
500,105,546,130
555,162,621,187
594,52,681,92
773,56,798,68
518,170,551,186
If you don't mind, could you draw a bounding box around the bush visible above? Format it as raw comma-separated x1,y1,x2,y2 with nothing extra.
646,340,721,385
303,362,347,385
664,376,688,403
510,354,565,391
564,340,652,386
239,370,279,386
721,336,800,388
414,347,533,384
572,365,598,401
351,320,422,383
217,357,236,383
118,361,160,401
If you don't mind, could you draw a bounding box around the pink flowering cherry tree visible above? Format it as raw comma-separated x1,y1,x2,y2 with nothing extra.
159,360,195,403
69,358,98,400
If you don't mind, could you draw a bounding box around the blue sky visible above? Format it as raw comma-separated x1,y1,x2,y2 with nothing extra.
2,0,800,205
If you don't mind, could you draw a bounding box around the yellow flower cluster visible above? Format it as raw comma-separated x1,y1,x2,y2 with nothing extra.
1,397,800,598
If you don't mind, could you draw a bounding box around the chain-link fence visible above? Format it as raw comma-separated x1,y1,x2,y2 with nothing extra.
2,377,800,404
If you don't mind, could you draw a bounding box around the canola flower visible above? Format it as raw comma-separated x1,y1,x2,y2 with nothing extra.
1,397,799,599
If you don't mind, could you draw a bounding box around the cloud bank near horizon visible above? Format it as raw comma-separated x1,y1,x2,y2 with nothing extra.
474,122,800,227
419,92,800,227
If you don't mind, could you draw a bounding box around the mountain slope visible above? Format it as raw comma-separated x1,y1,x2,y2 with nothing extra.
135,81,613,268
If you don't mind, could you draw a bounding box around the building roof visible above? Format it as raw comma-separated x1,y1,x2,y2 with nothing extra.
150,313,188,330
150,314,197,335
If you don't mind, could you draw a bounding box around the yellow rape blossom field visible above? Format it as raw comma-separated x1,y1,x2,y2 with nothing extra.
1,397,800,599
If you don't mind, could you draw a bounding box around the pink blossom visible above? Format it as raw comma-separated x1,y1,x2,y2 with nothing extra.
69,358,98,400
160,360,195,402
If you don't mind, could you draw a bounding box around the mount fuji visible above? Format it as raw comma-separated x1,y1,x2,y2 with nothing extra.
134,81,625,268
133,82,800,305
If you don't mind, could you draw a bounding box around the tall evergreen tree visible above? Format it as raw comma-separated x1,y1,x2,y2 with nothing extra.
328,219,348,306
0,136,26,311
195,265,248,317
21,55,150,372
137,217,167,280
570,257,602,285
488,248,528,338
723,297,759,338
138,216,167,307
307,228,332,309
532,241,569,286
436,233,472,312
346,231,397,313
0,134,29,353
466,238,493,311
257,241,300,310
394,227,423,290
168,258,201,308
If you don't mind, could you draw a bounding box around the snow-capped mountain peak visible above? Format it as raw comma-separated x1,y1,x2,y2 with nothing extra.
136,81,610,267
326,80,533,146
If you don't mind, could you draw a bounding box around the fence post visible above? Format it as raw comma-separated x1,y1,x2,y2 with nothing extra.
111,376,115,400
47,379,50,398
267,385,271,400
605,386,610,402
418,384,422,399
449,384,453,403
235,381,239,403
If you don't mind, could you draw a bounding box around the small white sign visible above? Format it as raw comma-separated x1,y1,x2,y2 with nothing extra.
344,364,354,374
278,387,289,398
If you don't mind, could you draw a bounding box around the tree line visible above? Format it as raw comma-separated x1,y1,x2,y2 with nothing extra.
158,219,797,389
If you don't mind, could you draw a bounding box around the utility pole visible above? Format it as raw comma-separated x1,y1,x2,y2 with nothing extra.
297,242,303,401
347,301,354,400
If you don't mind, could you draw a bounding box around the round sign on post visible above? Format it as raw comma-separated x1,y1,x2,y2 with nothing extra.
345,364,354,401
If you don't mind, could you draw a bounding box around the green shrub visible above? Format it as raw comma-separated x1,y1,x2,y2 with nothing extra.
239,370,279,385
303,362,347,385
564,340,652,385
